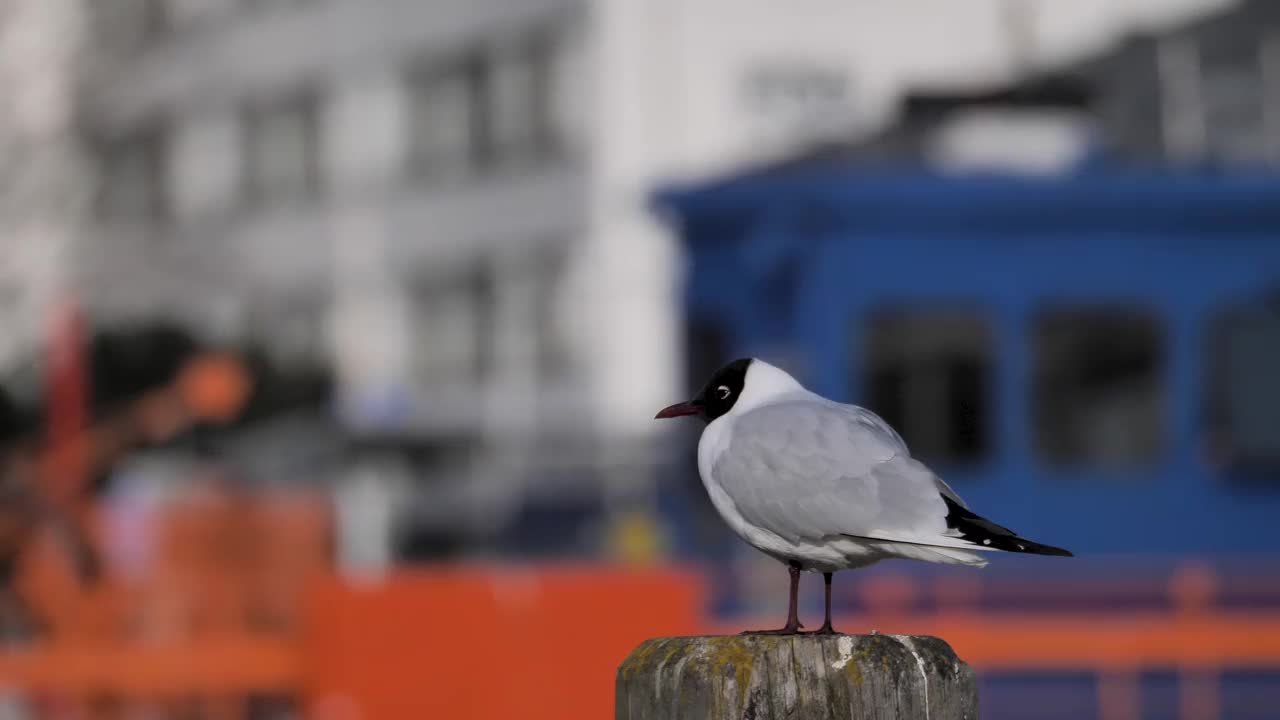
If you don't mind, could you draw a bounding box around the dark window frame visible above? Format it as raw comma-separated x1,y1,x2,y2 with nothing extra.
1031,305,1167,470
404,49,493,179
239,88,325,208
1203,296,1280,477
532,247,572,382
1198,40,1268,165
488,28,566,165
404,22,571,180
410,261,495,384
96,120,172,225
859,306,995,467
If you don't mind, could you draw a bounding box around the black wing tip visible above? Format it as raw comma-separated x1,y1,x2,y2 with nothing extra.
941,496,1074,558
1015,540,1074,558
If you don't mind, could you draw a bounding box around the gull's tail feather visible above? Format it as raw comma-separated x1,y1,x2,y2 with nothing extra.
942,496,1074,557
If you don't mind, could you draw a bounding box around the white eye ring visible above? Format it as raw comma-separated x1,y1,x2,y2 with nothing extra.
716,385,731,400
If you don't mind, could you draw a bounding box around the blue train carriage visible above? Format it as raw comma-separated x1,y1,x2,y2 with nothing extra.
655,169,1280,558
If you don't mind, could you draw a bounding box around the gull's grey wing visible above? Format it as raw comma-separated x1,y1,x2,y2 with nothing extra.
711,400,975,549
839,402,969,509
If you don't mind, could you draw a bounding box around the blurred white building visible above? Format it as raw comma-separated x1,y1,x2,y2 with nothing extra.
0,0,89,380
0,0,1233,552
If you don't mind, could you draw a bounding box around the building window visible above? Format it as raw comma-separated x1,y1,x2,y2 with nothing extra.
406,53,490,177
249,295,326,371
141,0,170,40
533,252,570,380
413,264,493,383
861,309,992,464
406,27,568,178
489,32,562,164
1200,46,1266,165
98,123,169,223
133,0,172,42
242,91,322,207
1156,35,1206,163
1205,298,1280,475
1033,308,1164,467
101,0,169,46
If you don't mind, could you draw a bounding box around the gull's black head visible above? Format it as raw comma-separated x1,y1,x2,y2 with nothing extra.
655,358,753,423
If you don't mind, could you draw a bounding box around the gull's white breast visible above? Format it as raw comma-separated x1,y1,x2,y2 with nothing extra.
697,411,884,571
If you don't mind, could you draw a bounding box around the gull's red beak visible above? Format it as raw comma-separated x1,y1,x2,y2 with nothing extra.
655,401,702,419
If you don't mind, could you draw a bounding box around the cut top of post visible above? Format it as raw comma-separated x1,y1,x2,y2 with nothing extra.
616,634,976,720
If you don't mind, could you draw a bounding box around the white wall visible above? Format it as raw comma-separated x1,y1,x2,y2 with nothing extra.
1023,0,1234,68
0,0,90,372
645,0,1233,180
579,0,1229,436
580,0,1020,435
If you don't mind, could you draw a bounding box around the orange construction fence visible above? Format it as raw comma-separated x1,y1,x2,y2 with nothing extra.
2,496,1280,720
7,565,1280,719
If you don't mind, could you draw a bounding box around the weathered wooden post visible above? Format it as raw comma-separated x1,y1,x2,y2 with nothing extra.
616,634,976,720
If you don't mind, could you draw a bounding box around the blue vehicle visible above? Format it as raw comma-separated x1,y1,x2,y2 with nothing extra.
656,168,1280,559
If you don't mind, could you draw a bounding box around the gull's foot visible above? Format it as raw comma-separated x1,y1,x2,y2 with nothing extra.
806,623,839,636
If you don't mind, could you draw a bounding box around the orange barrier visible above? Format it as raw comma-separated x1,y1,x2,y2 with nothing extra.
0,637,300,695
14,491,332,643
301,566,704,720
0,564,704,718
5,566,1280,719
4,489,1280,720
941,611,1280,669
1,490,331,719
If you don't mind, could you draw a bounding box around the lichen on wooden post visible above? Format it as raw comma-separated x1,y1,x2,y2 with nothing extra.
616,634,977,720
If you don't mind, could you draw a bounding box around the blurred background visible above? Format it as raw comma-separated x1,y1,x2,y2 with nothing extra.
0,0,1278,718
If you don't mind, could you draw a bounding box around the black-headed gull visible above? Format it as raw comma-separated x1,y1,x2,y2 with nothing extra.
657,357,1072,635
